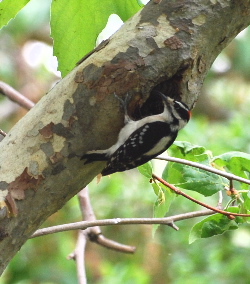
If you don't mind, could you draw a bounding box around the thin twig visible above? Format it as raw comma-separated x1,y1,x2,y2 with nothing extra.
68,187,137,284
68,188,93,284
152,173,250,219
30,210,214,239
0,129,7,137
0,81,35,110
167,221,179,231
68,230,87,284
89,233,136,253
78,187,135,253
156,155,250,186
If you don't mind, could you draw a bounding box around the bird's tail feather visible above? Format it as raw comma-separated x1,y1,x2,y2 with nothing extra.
81,150,108,165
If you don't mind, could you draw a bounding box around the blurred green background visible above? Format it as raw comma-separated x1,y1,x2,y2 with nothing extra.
1,0,250,283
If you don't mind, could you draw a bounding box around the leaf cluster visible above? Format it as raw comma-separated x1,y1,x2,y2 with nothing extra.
0,0,143,77
139,142,250,242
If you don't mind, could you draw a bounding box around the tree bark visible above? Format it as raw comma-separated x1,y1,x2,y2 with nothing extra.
0,0,249,274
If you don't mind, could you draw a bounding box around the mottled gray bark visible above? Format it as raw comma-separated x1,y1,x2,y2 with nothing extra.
0,0,249,274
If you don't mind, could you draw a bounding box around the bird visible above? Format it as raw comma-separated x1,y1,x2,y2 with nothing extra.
81,92,191,176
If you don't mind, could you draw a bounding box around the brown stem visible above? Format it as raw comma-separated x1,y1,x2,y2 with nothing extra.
30,210,214,238
67,187,137,284
0,129,7,137
152,173,250,219
67,230,87,284
78,187,136,253
156,155,250,186
89,233,136,253
0,81,35,110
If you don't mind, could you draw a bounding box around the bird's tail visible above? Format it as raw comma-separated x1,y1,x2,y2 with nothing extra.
81,150,108,164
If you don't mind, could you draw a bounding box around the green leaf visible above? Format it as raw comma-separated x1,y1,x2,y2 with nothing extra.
171,141,209,163
189,208,243,243
213,152,250,190
163,162,227,197
152,183,175,235
241,192,250,213
50,0,141,77
213,151,250,176
163,142,227,196
0,0,30,29
138,162,152,178
153,185,175,218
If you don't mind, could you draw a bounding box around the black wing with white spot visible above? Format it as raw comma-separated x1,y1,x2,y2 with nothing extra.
101,121,177,175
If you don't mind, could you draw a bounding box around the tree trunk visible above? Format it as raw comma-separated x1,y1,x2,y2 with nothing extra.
0,0,249,274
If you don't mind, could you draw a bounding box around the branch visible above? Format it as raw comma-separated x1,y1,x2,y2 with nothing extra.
78,187,136,253
152,174,250,219
68,188,137,284
156,155,250,186
68,187,137,284
0,81,35,110
1,0,250,274
30,210,214,238
0,129,7,137
67,230,87,284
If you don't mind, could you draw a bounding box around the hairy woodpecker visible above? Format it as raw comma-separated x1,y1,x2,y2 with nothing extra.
81,93,191,176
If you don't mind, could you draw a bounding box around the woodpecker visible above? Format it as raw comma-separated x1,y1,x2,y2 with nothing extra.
81,93,191,176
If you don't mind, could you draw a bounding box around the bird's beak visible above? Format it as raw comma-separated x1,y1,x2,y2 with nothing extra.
158,92,173,104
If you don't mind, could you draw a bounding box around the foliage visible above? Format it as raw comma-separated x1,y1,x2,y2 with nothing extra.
0,0,30,28
51,0,142,77
189,207,241,243
139,141,250,242
0,0,143,77
164,142,227,197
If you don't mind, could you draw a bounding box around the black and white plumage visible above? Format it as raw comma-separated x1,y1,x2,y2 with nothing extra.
81,93,191,176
